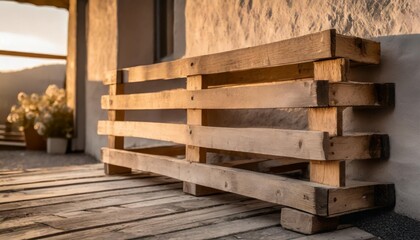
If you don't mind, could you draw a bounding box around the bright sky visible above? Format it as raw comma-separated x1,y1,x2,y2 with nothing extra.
0,1,68,72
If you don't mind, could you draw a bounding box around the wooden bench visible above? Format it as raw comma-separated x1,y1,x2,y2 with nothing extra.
98,29,395,234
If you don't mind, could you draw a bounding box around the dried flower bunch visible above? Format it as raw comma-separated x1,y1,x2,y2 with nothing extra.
7,85,74,138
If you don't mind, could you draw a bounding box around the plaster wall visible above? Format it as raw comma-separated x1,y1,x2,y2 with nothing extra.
180,0,420,220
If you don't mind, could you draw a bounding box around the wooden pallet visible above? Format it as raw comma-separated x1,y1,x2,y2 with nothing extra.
98,29,395,234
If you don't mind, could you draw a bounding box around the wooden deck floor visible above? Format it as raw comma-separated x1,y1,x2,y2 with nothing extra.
0,164,376,240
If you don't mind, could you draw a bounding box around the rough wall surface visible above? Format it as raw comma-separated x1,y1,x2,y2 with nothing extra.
185,0,419,56
181,0,420,220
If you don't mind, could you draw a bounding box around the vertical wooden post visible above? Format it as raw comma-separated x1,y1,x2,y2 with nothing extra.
309,58,348,187
183,75,217,196
105,71,131,175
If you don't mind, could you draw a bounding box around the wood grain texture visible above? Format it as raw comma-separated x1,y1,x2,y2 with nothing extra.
205,62,314,86
98,121,329,160
184,75,217,196
308,108,344,136
105,82,131,174
280,207,339,234
101,80,329,110
102,147,329,215
104,30,333,84
330,82,394,107
314,58,349,82
102,148,394,216
335,33,381,64
103,30,379,85
309,58,346,187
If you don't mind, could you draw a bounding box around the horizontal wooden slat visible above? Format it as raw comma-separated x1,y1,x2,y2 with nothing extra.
205,62,314,87
98,121,329,160
330,82,395,107
102,80,329,110
104,30,379,85
98,121,389,161
101,81,393,110
335,34,380,65
328,134,389,160
102,148,394,216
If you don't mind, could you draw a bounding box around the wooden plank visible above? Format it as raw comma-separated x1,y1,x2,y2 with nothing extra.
0,174,150,192
0,188,183,229
102,148,328,215
308,108,343,136
214,226,303,240
104,30,379,84
0,164,103,179
205,62,314,86
0,176,178,203
42,194,248,231
328,134,389,160
99,121,387,161
335,33,381,64
37,201,275,239
104,30,334,84
101,80,329,110
141,213,280,240
309,59,346,187
0,182,181,212
280,208,338,234
105,81,131,174
0,169,106,186
98,121,329,160
328,181,395,216
309,160,345,187
103,148,394,216
291,227,376,240
184,75,217,195
314,58,349,82
102,81,391,110
330,82,395,107
0,50,66,60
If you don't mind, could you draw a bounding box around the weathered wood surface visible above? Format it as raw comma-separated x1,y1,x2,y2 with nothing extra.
98,121,389,161
0,164,377,239
101,81,393,110
98,120,329,160
102,148,395,216
104,29,379,84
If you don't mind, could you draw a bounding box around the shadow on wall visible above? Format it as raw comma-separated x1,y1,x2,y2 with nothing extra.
344,34,420,220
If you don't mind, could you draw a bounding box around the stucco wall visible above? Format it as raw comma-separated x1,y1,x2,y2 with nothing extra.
180,0,420,220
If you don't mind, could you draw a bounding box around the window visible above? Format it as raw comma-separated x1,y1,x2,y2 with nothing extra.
154,0,174,61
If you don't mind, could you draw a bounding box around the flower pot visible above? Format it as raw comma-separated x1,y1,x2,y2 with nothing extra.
47,138,68,154
24,127,46,151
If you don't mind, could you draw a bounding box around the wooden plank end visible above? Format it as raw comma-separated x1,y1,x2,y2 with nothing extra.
281,207,339,234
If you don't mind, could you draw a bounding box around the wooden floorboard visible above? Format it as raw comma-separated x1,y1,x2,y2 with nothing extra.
0,164,376,240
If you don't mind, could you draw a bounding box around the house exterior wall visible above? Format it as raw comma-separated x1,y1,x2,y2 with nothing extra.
178,0,420,220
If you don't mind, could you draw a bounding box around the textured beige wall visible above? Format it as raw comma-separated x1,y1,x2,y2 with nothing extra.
179,0,420,220
184,0,420,57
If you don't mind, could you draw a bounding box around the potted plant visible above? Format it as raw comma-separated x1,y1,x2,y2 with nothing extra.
7,92,46,150
34,85,74,154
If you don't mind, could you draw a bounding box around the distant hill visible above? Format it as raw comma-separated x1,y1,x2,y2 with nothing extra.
0,64,66,123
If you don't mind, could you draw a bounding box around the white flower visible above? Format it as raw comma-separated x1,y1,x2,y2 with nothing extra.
17,92,27,102
30,93,40,102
